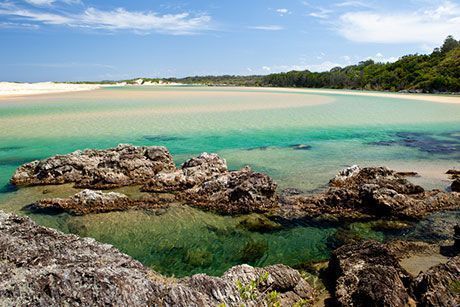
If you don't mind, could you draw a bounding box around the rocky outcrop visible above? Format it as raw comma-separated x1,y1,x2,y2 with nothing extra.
281,166,460,221
0,211,315,306
452,178,460,192
142,152,227,192
12,147,460,219
11,144,175,189
25,189,168,215
411,255,460,306
328,240,413,306
144,154,278,214
181,166,278,214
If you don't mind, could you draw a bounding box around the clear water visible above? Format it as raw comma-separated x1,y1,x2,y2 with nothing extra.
0,86,459,276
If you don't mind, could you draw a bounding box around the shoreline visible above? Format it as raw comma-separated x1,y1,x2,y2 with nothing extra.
1,82,460,104
238,86,460,104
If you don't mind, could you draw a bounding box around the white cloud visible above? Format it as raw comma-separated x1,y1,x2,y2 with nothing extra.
276,8,290,16
367,53,398,63
0,21,39,29
249,25,284,31
259,61,345,73
25,0,81,6
338,1,460,45
25,0,56,5
309,8,333,19
335,1,372,8
0,3,212,35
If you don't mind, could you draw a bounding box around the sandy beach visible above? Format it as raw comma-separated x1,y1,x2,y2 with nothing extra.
1,83,459,104
0,82,108,97
249,87,460,104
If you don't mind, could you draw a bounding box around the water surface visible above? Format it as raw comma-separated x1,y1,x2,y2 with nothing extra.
0,86,459,276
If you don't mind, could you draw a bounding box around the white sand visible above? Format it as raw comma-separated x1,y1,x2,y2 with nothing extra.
249,87,460,104
0,82,109,97
1,83,459,104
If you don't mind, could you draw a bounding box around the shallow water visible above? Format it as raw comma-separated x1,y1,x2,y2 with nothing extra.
0,86,459,276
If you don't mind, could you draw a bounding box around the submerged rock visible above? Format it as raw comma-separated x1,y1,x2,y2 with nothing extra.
328,240,413,306
25,189,168,215
0,211,316,306
11,144,175,189
237,214,282,232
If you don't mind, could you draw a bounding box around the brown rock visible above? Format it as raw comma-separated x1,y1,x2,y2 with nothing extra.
452,178,460,192
182,166,278,214
280,166,460,221
411,255,460,306
328,240,412,307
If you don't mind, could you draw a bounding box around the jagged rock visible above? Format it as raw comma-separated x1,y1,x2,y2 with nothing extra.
0,211,315,306
142,152,227,192
411,255,460,306
452,178,460,192
281,166,460,221
182,166,278,214
25,189,168,215
328,240,412,307
11,144,175,189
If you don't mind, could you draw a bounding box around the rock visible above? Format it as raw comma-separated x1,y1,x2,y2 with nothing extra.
0,210,159,306
237,214,282,232
182,166,278,214
411,255,460,306
281,166,460,221
395,171,419,177
25,189,168,215
143,152,227,192
0,211,316,306
328,240,412,306
11,144,175,189
452,178,460,192
330,165,361,183
290,144,312,150
447,169,460,176
455,225,460,252
370,220,412,232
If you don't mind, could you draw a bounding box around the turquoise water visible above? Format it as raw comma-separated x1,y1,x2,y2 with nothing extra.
0,86,459,276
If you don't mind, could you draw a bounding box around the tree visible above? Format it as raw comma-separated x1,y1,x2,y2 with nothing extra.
441,35,460,54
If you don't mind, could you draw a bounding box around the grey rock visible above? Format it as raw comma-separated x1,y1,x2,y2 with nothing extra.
11,144,175,189
143,152,227,192
0,211,315,306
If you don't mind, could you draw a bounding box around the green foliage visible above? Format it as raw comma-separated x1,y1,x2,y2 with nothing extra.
236,272,272,303
266,290,281,307
165,75,264,86
262,36,460,93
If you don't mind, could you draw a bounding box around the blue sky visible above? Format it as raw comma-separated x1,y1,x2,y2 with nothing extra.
1,0,460,81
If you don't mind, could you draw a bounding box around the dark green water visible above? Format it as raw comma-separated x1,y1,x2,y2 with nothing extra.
0,86,459,276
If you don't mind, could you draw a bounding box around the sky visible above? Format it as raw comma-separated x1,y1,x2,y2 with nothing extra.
1,0,460,81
